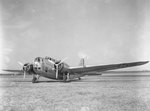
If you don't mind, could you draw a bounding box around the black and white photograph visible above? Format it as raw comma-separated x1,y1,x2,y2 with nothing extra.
1,0,150,111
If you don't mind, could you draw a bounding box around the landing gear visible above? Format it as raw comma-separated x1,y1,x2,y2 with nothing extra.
32,75,39,83
63,73,69,82
32,76,37,83
63,73,67,82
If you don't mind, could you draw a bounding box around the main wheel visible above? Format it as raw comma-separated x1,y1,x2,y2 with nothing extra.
32,76,37,83
63,74,67,82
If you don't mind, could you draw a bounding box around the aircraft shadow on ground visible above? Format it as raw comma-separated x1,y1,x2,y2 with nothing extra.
12,80,60,83
69,79,139,83
9,77,140,83
13,79,137,83
37,79,81,83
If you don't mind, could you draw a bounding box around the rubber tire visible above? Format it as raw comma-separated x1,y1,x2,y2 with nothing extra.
32,77,37,83
63,74,67,82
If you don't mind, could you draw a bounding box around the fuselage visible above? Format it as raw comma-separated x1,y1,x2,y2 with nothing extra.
31,57,84,80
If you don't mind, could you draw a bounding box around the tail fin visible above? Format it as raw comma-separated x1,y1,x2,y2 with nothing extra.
79,58,86,67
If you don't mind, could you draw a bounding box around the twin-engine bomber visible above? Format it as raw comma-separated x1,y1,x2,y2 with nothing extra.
3,56,149,83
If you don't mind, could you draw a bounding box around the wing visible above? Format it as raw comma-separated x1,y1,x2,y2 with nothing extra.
2,69,23,73
68,61,149,74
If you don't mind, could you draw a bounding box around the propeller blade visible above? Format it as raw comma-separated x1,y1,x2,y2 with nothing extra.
56,65,58,79
23,71,26,78
17,61,26,78
55,57,68,79
58,57,68,65
78,52,89,59
47,59,55,64
18,61,24,66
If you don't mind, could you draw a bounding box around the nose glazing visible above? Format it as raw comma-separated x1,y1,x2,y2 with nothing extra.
34,62,41,69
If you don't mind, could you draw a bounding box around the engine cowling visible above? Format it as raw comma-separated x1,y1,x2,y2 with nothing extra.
23,63,33,74
58,63,69,72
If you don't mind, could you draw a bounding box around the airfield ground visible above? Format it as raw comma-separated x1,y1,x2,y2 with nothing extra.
1,72,150,111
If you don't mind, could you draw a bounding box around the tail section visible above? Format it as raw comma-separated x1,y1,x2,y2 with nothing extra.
79,58,86,67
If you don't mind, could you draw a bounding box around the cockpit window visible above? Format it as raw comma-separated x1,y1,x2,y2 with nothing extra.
34,57,43,63
45,56,60,63
37,58,40,62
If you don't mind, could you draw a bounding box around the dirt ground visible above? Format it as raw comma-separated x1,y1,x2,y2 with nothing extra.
1,73,150,111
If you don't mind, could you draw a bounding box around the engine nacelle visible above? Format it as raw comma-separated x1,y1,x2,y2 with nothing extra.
23,63,33,74
58,62,70,73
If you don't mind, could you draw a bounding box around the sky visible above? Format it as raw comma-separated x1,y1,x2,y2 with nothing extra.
1,0,150,70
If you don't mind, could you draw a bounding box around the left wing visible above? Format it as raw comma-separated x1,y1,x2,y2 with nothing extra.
68,61,149,74
2,69,23,73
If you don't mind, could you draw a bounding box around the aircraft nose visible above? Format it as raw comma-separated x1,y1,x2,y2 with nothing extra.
34,62,41,70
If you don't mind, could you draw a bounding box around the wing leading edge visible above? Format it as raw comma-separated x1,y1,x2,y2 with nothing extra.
69,61,149,74
2,69,23,73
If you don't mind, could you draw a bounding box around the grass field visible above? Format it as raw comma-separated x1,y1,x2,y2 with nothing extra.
1,73,150,111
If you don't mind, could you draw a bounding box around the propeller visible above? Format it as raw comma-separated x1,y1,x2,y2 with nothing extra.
23,69,26,78
18,61,26,78
23,63,30,78
17,61,24,66
17,61,31,78
78,52,89,59
55,57,68,79
47,57,68,79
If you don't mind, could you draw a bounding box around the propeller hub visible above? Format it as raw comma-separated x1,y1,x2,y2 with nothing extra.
48,57,67,79
23,63,33,73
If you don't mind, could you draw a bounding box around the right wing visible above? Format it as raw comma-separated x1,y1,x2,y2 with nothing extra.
68,61,149,74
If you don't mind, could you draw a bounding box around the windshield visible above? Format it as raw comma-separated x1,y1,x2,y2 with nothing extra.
45,56,60,63
34,57,43,63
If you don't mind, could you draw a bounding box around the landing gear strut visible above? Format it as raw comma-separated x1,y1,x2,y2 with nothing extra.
63,73,67,82
63,73,69,82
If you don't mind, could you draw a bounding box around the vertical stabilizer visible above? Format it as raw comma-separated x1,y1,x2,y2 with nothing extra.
79,58,86,67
